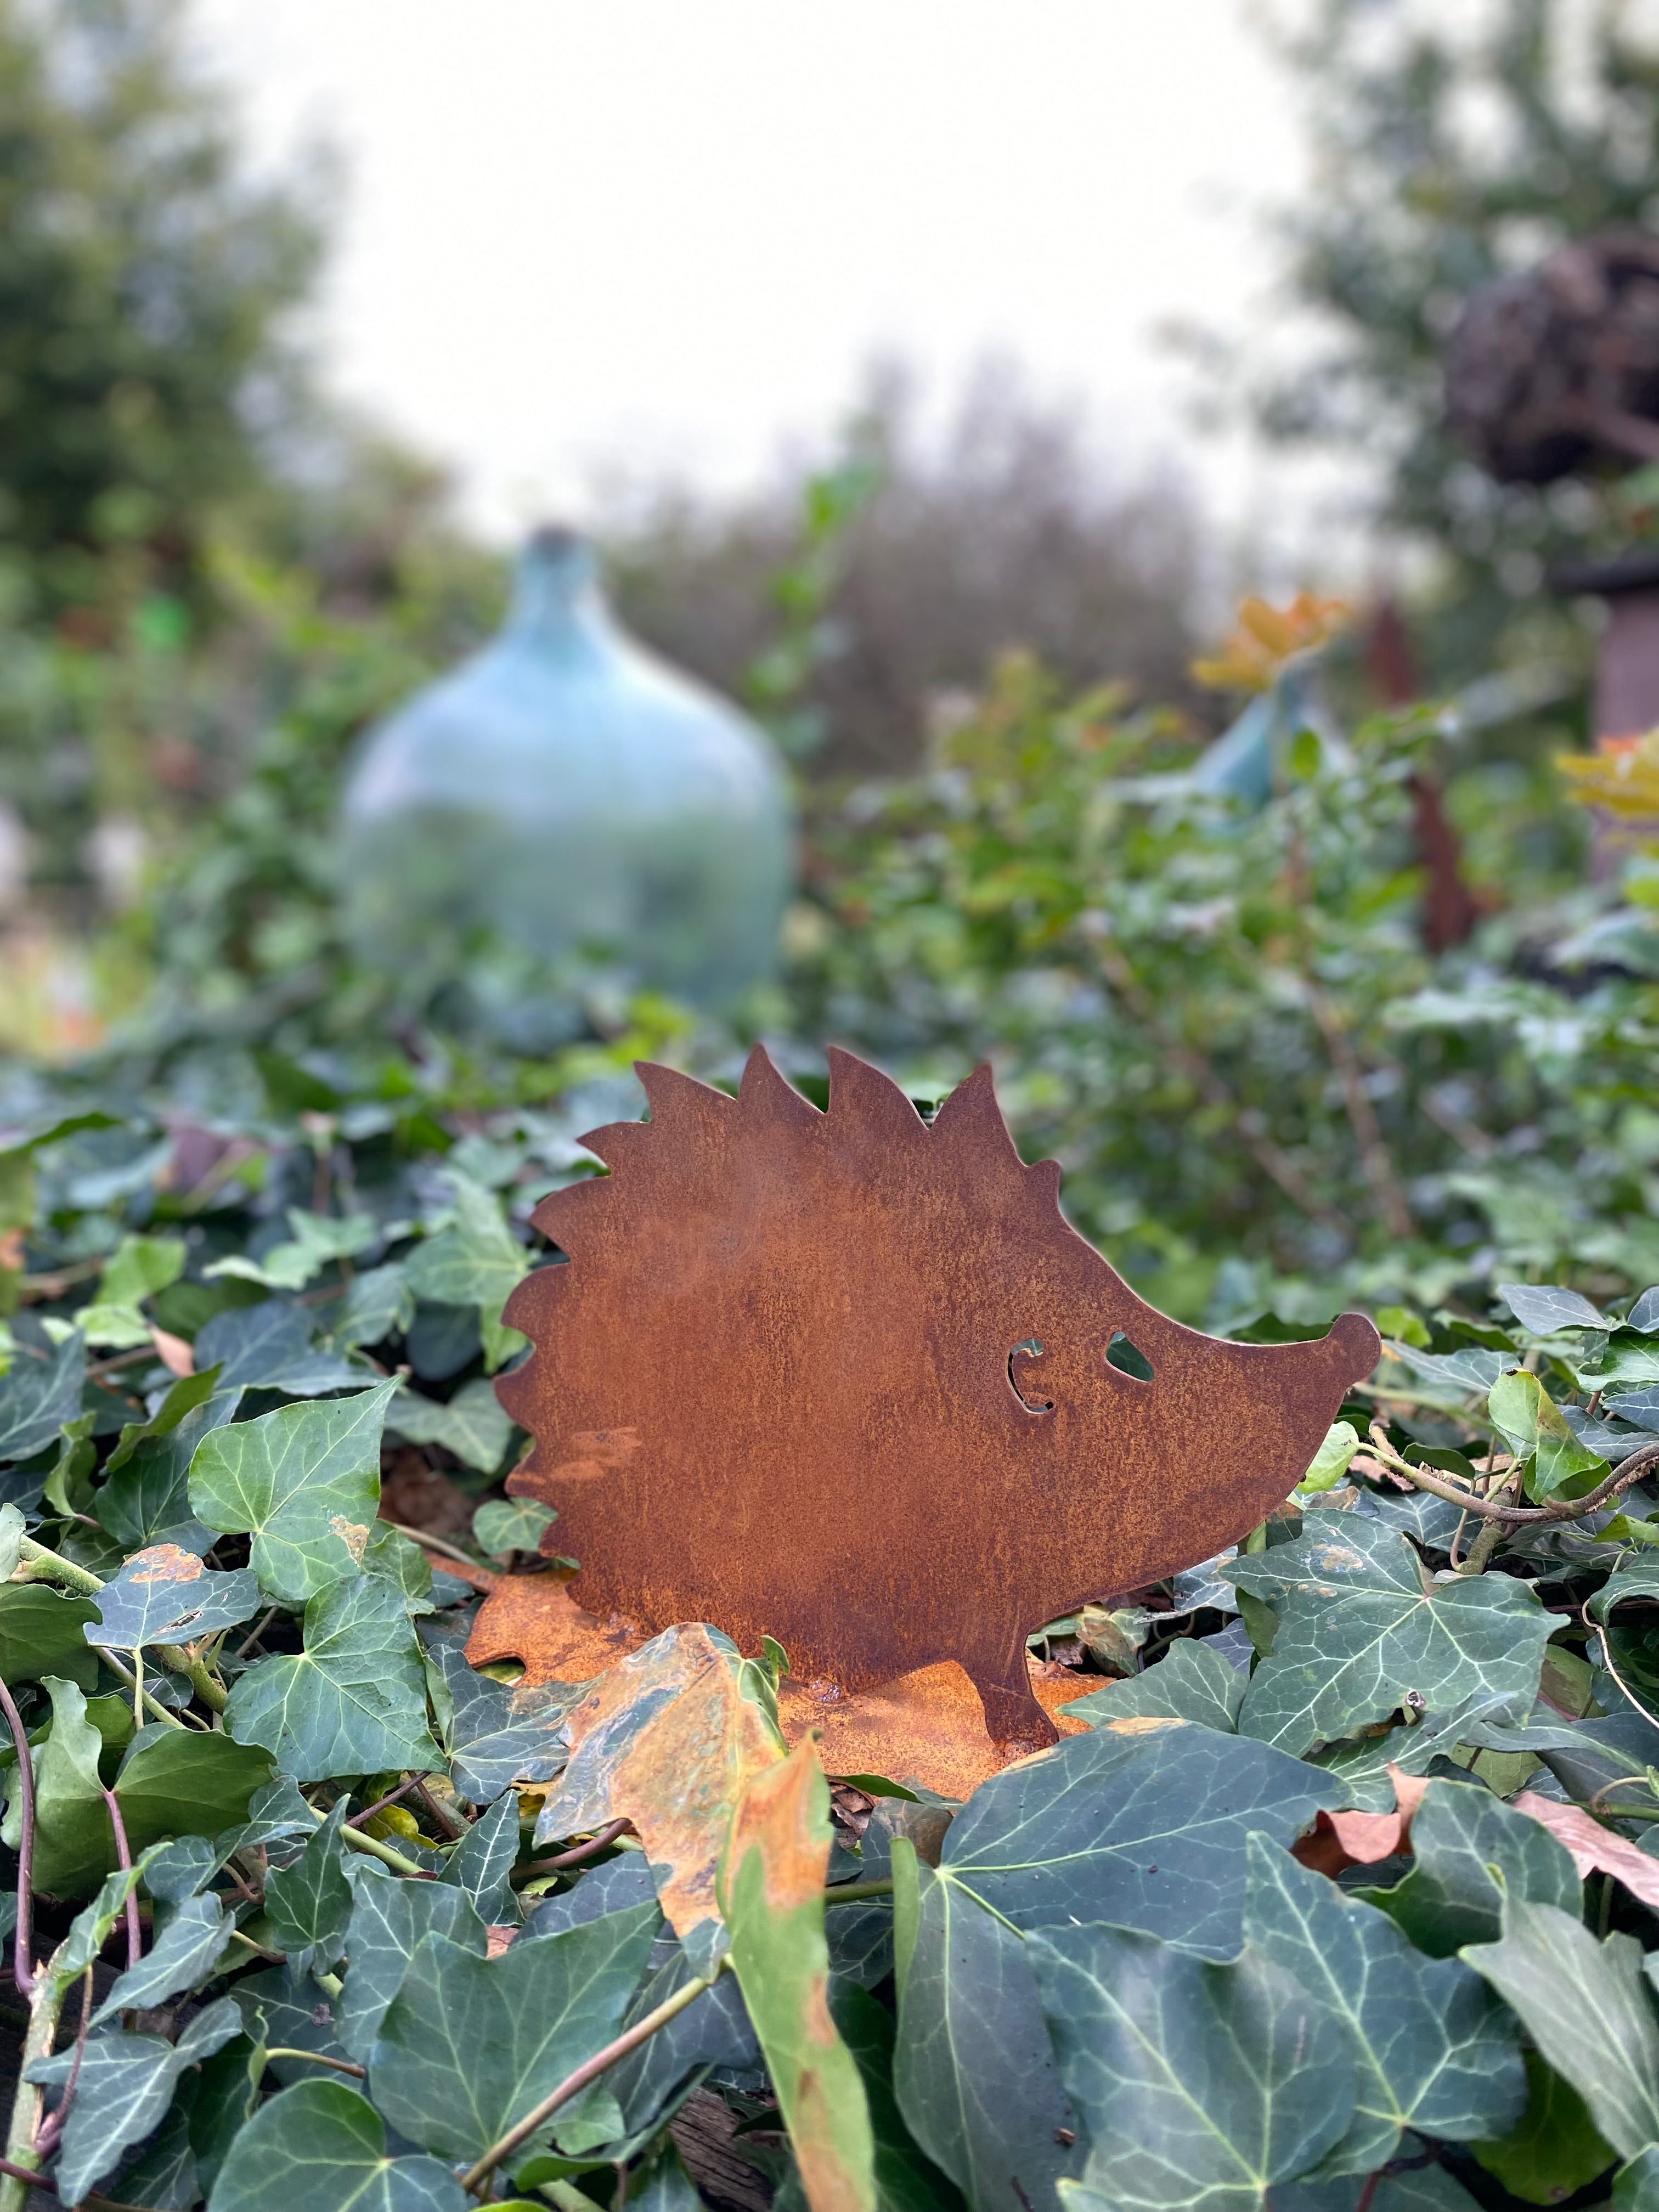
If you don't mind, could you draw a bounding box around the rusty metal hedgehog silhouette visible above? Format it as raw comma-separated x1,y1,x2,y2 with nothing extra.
495,1045,1380,1752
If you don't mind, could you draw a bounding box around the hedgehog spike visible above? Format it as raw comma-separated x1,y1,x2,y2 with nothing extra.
739,1043,821,1131
930,1063,1024,1174
635,1060,735,1132
825,1046,928,1144
577,1120,650,1170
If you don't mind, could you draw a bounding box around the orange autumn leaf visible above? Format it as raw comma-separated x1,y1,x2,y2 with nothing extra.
1192,591,1351,693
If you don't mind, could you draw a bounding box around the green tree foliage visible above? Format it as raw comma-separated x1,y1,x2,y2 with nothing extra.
0,0,322,606
1251,0,1659,684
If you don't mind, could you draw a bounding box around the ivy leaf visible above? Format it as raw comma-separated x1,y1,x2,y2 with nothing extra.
206,1208,379,1293
27,1996,240,2206
1299,1420,1362,1494
403,1175,529,1371
717,1740,878,2212
1357,1776,1582,1956
534,1622,785,1941
95,1386,240,1552
360,1521,436,1613
86,1545,261,1651
1026,1921,1355,2212
232,1968,354,2087
322,1262,414,1351
264,1801,354,1974
1224,1517,1553,1755
1463,1899,1659,2159
207,2079,468,2212
390,1379,515,1474
1472,2051,1616,2207
890,1840,1080,2212
52,1857,161,1995
439,1790,520,1924
367,1911,661,2164
1488,1369,1607,1499
0,1329,83,1464
194,1300,368,1396
932,1721,1344,1959
1498,1283,1609,1335
336,1870,489,2061
114,1726,274,1859
188,1380,397,1603
0,1584,101,1684
103,1365,224,1475
78,1233,187,1348
224,1573,440,1782
1062,1641,1244,1734
90,1892,237,2025
425,1635,579,1805
472,1497,555,1559
3,1673,109,1895
1242,1835,1524,2176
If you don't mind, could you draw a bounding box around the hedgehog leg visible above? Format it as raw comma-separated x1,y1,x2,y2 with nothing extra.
963,1628,1058,1757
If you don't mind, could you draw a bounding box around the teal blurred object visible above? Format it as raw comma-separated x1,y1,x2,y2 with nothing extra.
340,527,793,1026
1192,663,1344,807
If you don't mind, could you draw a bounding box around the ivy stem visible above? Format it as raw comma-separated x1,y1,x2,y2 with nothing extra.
0,1939,67,2212
823,1878,895,1904
386,1521,482,1572
0,1673,36,1997
1368,1426,1659,1524
510,1819,633,1886
302,1797,430,1880
460,1969,716,2194
262,2048,366,2078
100,1792,141,1970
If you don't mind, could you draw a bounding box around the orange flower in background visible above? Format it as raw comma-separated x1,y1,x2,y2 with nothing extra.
1191,591,1351,692
1557,729,1659,819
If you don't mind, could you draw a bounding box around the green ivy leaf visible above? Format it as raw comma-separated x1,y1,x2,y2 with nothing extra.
224,1573,439,1782
206,2078,468,2212
264,1801,354,1974
27,1996,240,2205
1298,1419,1361,1494
1061,1641,1244,1734
1242,1835,1523,2175
3,1673,108,1894
195,1300,368,1396
1224,1517,1553,1754
403,1176,529,1372
78,1232,187,1347
0,1329,84,1465
425,1637,581,1806
91,1891,237,2024
391,1378,515,1474
1357,1776,1582,1955
930,1722,1344,1959
114,1726,274,1859
471,1497,555,1560
0,1584,101,1684
95,1386,240,1551
1488,1368,1607,1499
366,1910,660,2164
891,1841,1080,2212
232,1968,353,2087
335,1870,488,2062
1027,1921,1355,2212
438,1790,520,1924
103,1364,224,1474
1472,2051,1616,2206
1463,1899,1659,2159
86,1545,261,1650
206,1207,378,1293
1498,1283,1610,1335
188,1380,397,1603
329,1263,415,1350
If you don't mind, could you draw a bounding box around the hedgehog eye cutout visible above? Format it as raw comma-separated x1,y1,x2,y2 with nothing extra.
1008,1338,1053,1413
1107,1329,1155,1383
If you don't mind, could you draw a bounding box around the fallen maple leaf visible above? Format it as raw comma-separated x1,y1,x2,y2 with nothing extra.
149,1324,194,1378
1292,1764,1430,1878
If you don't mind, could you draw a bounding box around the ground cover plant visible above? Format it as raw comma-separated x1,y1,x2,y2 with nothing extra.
6,1043,1659,2212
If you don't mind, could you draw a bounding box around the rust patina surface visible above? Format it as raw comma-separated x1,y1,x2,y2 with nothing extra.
486,1046,1379,1756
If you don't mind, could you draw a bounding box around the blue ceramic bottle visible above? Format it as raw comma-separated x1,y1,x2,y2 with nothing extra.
340,528,793,1025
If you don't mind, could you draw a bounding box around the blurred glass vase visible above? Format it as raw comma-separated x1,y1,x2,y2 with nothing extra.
340,527,793,1035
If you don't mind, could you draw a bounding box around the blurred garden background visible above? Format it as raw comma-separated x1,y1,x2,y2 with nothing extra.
6,0,1659,1331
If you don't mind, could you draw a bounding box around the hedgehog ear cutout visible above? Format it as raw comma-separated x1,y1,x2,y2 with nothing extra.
825,1046,928,1145
738,1043,822,1132
634,1060,735,1135
930,1062,1023,1175
575,1120,648,1170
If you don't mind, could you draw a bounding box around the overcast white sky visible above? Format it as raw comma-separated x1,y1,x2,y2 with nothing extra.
193,2,1318,550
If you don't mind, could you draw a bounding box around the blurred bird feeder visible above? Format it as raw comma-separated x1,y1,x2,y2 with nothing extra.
1446,229,1659,747
340,527,794,1039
